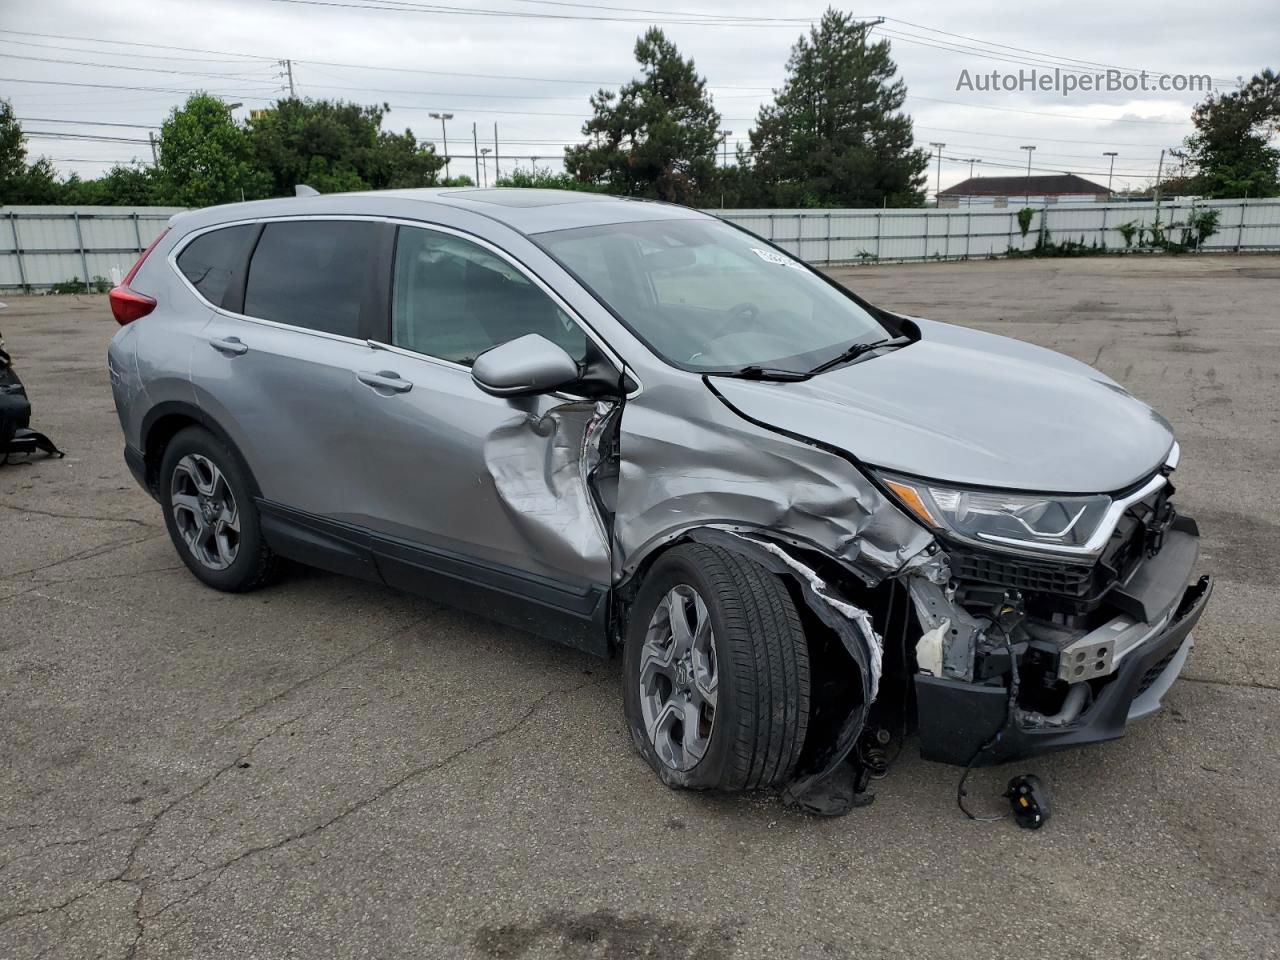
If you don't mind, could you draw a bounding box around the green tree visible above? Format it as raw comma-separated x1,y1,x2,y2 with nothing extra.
0,99,25,198
247,99,443,196
0,100,63,203
495,164,608,192
158,94,262,207
1184,69,1280,199
564,29,722,203
748,9,928,208
62,164,162,205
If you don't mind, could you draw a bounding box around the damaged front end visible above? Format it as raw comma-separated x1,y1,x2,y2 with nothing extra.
904,465,1213,767
612,372,1210,812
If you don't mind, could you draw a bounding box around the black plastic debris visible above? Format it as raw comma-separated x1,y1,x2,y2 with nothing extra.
0,329,63,466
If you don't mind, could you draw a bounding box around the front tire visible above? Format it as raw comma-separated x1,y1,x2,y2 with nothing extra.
623,543,811,792
158,425,277,592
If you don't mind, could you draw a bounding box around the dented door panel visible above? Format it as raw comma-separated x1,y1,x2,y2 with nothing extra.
347,352,612,589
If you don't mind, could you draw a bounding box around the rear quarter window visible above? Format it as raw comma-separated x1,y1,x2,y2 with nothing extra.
175,224,258,308
243,220,381,338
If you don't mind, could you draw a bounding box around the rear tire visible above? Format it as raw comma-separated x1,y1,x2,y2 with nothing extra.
158,425,278,592
623,543,810,792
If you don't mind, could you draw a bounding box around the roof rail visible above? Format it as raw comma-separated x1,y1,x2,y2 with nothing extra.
294,184,320,197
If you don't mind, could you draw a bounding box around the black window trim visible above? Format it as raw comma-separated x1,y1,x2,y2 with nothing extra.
376,219,627,383
167,214,633,389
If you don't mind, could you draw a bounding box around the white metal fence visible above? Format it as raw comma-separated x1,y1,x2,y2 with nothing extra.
0,206,180,292
2,197,1278,291
717,197,1280,265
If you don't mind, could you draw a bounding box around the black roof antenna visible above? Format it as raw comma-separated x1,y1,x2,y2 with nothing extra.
295,184,320,197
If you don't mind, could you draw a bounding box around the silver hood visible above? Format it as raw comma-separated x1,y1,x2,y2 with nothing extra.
709,318,1175,494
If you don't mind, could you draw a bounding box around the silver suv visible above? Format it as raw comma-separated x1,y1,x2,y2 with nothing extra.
107,189,1211,813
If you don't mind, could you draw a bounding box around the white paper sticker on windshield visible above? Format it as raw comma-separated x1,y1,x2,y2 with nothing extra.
751,247,806,270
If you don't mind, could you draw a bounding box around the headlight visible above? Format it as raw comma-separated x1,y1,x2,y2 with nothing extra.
874,471,1114,557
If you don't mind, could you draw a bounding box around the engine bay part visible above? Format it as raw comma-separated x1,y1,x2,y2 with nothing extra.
1005,774,1051,829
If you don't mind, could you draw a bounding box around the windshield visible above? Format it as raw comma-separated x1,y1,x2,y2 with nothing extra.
537,218,890,373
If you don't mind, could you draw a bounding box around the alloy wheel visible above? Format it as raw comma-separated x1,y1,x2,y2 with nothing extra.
639,584,718,771
170,453,240,571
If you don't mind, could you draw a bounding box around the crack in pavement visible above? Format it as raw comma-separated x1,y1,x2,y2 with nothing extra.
0,501,155,529
0,619,429,952
0,531,165,583
214,618,426,732
1180,674,1280,693
145,675,606,915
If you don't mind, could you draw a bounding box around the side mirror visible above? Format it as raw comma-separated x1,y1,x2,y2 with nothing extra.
471,333,580,398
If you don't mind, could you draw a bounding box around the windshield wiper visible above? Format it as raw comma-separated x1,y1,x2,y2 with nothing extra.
806,335,912,375
708,365,812,382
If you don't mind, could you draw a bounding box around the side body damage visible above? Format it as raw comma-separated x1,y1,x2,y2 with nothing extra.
608,379,940,813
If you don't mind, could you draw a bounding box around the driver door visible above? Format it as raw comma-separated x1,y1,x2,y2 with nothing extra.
347,223,615,650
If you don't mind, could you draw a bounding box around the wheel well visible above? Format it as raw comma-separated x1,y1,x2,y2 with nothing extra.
142,413,200,497
617,529,919,772
142,410,259,500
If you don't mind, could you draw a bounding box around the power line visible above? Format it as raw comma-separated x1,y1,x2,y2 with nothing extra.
15,117,159,130
882,17,1238,87
0,28,277,62
0,51,279,81
24,131,154,144
262,0,826,26
0,76,280,97
0,35,277,65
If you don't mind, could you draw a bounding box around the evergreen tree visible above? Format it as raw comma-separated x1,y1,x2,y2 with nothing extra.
748,9,928,208
564,28,722,204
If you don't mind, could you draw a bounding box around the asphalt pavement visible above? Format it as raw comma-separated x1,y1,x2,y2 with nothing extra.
2,254,1277,959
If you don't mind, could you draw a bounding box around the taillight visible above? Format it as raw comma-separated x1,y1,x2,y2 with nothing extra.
110,227,169,326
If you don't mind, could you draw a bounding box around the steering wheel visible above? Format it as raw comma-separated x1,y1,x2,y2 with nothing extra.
701,301,761,343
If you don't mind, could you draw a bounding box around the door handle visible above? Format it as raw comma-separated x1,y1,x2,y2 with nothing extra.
209,336,248,356
357,370,413,394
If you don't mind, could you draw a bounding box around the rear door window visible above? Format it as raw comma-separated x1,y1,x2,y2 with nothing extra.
244,220,380,338
176,224,258,309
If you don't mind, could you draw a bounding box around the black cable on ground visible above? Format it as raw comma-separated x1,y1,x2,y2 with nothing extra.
956,620,1020,822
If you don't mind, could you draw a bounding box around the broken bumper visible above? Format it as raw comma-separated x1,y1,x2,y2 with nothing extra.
915,573,1213,767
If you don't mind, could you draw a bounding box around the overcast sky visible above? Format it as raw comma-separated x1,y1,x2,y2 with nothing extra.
2,0,1276,194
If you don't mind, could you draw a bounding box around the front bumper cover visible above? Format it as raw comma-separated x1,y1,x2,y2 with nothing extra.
914,572,1212,767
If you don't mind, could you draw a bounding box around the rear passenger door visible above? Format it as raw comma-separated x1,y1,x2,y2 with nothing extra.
190,218,393,534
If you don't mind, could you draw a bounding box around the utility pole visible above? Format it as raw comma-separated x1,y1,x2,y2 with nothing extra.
430,112,453,182
1102,152,1118,200
1154,147,1166,220
1020,145,1036,202
279,59,296,97
928,142,945,205
493,123,500,183
148,131,158,167
480,147,492,188
472,123,480,186
965,158,981,180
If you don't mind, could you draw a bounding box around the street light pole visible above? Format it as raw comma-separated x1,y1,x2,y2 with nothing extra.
1102,152,1118,200
929,142,945,205
430,112,454,182
480,147,492,188
1020,145,1036,202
